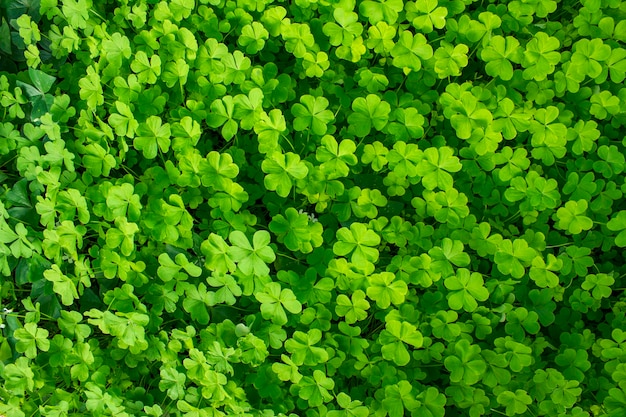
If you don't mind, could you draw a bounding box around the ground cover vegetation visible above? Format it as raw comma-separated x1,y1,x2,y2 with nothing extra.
1,0,626,416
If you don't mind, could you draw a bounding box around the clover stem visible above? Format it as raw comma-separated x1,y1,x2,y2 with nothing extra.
281,134,296,151
89,8,106,21
395,74,406,93
545,242,572,248
277,252,300,262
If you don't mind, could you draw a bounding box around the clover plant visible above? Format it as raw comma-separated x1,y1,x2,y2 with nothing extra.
1,0,626,416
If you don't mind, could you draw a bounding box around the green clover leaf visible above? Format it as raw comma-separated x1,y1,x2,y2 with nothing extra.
428,238,471,279
379,320,423,366
529,254,562,288
228,230,276,276
78,66,104,110
206,95,238,140
607,210,626,246
14,322,50,358
504,307,540,340
316,135,358,179
494,239,538,278
415,387,446,417
333,222,381,264
348,94,391,137
182,283,214,325
444,268,489,312
201,233,237,274
522,32,561,81
105,183,142,222
108,101,138,138
328,393,369,417
581,273,615,300
255,282,302,325
157,253,202,282
434,42,469,78
133,116,171,159
480,35,522,80
415,146,462,190
294,369,335,407
3,357,35,396
269,207,323,253
262,152,309,197
272,354,303,383
105,217,139,257
444,339,486,385
323,9,363,46
291,95,334,136
554,200,593,235
335,290,370,324
62,0,90,29
284,329,329,366
359,0,404,24
406,0,448,33
497,390,532,415
43,264,79,306
366,271,407,309
391,30,433,73
383,381,419,417
130,51,161,84
366,21,396,54
238,21,269,54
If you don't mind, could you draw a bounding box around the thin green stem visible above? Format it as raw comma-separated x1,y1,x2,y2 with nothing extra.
90,8,106,21
545,242,572,248
281,134,296,152
277,252,300,262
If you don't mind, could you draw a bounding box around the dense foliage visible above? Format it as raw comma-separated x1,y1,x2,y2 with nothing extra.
1,0,626,416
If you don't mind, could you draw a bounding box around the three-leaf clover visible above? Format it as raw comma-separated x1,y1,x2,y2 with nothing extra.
359,0,404,24
383,381,420,417
14,323,50,358
333,222,381,265
262,152,309,197
347,94,391,137
522,32,561,81
391,30,434,73
406,0,448,33
269,207,323,253
497,390,532,415
553,200,594,234
480,35,522,80
108,101,138,138
316,135,358,179
444,339,487,385
291,95,335,136
255,282,302,325
581,273,615,300
416,146,462,190
529,254,562,288
328,393,369,417
335,290,370,324
293,369,335,407
133,116,171,159
284,329,329,366
130,51,161,84
366,271,408,309
444,268,489,312
494,239,538,278
43,264,79,306
228,230,276,276
379,320,424,366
